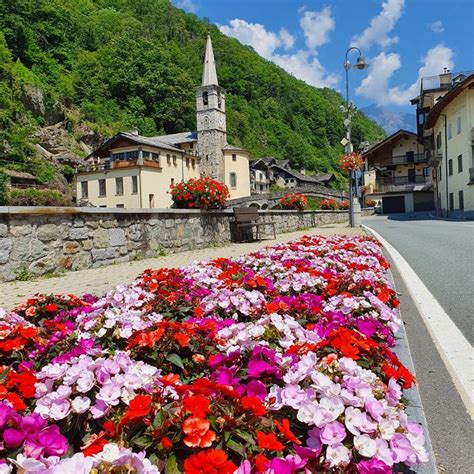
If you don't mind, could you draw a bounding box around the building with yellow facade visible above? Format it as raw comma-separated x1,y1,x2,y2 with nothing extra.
76,36,251,209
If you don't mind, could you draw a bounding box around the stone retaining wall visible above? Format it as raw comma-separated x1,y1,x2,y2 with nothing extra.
0,207,373,281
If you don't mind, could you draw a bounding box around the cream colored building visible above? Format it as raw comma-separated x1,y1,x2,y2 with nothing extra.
362,130,433,213
76,36,250,208
421,73,474,217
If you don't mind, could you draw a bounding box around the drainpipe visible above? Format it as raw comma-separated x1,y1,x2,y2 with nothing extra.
138,148,143,208
441,114,449,217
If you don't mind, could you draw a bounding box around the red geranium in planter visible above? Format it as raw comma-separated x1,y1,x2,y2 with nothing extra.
339,152,364,173
279,193,308,210
170,178,230,210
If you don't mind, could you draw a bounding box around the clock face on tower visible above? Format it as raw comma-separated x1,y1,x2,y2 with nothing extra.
217,115,225,129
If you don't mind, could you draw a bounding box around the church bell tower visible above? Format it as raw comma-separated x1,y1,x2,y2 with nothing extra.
196,35,227,181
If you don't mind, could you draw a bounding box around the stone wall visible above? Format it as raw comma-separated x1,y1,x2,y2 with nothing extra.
0,207,373,282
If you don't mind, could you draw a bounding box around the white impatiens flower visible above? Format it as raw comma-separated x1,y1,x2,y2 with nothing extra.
71,396,91,414
354,434,377,457
326,443,351,467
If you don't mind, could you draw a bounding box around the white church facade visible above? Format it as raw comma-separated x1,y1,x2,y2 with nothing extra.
76,36,251,209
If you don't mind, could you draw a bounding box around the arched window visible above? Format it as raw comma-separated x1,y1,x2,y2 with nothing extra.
203,91,209,106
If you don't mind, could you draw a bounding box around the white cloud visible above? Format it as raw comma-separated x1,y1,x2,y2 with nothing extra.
218,9,338,88
279,28,296,51
174,0,198,13
218,19,289,59
351,0,404,50
273,51,339,88
356,44,455,105
300,7,335,49
430,20,444,33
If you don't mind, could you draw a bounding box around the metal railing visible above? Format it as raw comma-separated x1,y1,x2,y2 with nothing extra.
374,176,432,193
390,153,427,165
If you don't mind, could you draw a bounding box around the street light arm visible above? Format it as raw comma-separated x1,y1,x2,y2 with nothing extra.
344,47,363,68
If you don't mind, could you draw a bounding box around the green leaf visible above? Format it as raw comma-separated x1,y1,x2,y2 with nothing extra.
166,353,184,369
153,410,165,428
165,454,180,474
226,439,247,456
0,367,11,384
235,429,255,445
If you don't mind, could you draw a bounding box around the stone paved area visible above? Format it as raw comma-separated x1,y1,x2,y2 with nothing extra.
0,223,364,309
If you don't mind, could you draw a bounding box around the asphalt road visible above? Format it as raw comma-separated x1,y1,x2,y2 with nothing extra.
363,212,474,473
363,213,474,344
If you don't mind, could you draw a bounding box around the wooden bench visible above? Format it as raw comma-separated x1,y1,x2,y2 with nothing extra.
233,207,276,242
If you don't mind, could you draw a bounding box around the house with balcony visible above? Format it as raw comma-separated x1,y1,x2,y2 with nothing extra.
249,157,335,194
75,36,251,209
412,71,474,217
362,129,434,213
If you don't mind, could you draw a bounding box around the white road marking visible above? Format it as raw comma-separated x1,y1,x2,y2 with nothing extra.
363,224,474,418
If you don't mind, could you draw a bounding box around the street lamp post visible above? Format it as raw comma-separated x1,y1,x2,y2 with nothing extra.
343,47,368,227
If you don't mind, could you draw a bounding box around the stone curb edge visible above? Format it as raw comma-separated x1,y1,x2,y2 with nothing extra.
362,226,438,473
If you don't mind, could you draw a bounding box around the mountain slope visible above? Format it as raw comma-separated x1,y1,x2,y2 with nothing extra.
360,104,415,136
0,0,384,188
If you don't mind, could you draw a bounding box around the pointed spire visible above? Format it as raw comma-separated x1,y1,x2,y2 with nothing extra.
202,35,218,86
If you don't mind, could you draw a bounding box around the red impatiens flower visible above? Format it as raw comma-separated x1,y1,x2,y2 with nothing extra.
184,449,237,474
274,418,301,445
183,395,210,418
255,453,270,472
120,394,152,426
44,303,58,312
256,431,284,451
174,332,190,348
182,416,216,448
241,395,266,416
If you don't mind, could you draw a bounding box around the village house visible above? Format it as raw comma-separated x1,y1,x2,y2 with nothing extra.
361,130,434,213
76,36,251,208
412,70,474,217
249,157,335,194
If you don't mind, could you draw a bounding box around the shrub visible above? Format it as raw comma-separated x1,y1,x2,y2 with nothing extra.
7,188,72,206
338,200,349,210
170,177,230,210
366,199,376,207
0,170,8,205
279,193,308,210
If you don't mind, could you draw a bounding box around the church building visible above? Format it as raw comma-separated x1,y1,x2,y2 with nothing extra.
76,36,251,209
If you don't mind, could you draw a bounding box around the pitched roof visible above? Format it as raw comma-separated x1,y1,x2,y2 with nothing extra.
271,165,333,183
155,131,197,145
87,131,185,159
223,144,245,151
425,74,474,128
361,129,418,156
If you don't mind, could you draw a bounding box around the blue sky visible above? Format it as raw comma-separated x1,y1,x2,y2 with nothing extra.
173,0,473,112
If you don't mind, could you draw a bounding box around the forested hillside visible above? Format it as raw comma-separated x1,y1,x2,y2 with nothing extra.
0,0,384,189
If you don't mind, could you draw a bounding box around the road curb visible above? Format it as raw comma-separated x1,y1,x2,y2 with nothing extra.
428,212,473,222
363,226,438,473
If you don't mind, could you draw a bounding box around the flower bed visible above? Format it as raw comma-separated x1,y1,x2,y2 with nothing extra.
0,235,428,473
279,193,308,210
170,178,230,209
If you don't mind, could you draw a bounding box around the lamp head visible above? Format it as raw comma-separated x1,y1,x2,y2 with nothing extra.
354,56,369,70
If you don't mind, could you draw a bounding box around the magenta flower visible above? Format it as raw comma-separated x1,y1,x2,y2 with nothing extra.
357,458,391,473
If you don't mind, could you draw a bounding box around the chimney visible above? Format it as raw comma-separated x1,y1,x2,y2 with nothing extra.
439,68,452,87
132,127,139,136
